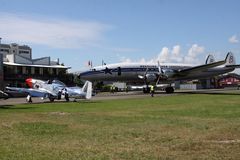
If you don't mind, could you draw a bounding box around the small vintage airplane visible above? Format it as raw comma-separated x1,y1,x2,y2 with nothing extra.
79,52,240,93
6,78,92,102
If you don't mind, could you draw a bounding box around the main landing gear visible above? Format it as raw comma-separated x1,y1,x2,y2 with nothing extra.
165,86,174,94
142,85,175,94
143,87,150,93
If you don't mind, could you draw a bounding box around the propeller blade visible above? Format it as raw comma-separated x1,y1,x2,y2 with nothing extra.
156,61,163,85
138,75,144,79
156,75,161,85
144,67,149,75
157,61,163,74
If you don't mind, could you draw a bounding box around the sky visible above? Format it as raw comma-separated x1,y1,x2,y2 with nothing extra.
0,0,240,72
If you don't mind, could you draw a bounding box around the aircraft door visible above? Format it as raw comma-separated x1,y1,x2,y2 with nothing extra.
117,67,121,76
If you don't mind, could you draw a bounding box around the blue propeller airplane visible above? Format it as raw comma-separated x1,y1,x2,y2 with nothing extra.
6,78,92,103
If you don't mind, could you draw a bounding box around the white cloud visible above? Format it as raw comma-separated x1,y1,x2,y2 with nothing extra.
119,44,205,65
156,45,184,63
0,13,111,48
172,45,181,56
171,45,183,63
229,35,239,43
157,47,170,62
184,44,205,63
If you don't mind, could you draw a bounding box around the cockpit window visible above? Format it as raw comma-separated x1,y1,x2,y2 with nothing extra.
52,80,66,86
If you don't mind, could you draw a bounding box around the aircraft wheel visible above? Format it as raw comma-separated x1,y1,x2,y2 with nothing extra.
65,93,69,102
143,87,150,93
57,91,61,100
165,87,174,94
26,94,32,103
49,96,55,102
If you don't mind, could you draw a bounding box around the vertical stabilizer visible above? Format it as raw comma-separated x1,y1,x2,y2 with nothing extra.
225,52,236,66
82,81,92,99
205,55,215,64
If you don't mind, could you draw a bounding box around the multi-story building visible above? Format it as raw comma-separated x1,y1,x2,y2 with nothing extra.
0,43,70,89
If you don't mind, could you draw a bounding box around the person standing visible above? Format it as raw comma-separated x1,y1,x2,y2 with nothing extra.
150,85,155,97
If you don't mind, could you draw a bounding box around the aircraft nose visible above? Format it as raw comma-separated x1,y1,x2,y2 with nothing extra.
79,71,93,81
78,72,87,80
25,78,33,88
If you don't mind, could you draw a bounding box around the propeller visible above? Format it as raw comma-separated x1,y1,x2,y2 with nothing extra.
138,67,150,90
155,61,168,85
155,61,162,85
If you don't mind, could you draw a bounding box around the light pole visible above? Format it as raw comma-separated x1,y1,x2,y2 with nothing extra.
0,37,2,54
0,37,2,49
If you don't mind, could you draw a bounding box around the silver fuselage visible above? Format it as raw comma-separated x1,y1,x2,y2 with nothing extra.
79,63,234,84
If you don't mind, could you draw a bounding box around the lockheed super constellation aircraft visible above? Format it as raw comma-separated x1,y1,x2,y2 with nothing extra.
79,52,240,93
6,78,92,102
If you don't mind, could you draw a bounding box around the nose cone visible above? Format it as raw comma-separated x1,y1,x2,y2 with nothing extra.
25,78,33,88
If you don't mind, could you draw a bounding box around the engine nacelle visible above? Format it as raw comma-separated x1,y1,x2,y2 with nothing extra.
145,73,158,82
162,69,175,78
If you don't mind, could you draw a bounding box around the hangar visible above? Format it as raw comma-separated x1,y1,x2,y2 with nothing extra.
217,73,240,88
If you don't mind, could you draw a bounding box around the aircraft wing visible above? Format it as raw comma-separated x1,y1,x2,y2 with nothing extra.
5,87,50,98
176,60,226,76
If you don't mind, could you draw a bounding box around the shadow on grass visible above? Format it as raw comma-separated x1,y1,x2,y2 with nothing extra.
76,100,102,104
40,100,101,104
0,105,38,110
177,90,240,96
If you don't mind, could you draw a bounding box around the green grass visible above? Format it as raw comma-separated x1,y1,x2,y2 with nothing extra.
0,94,240,160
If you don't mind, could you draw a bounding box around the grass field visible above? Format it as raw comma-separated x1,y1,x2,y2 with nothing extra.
0,94,240,160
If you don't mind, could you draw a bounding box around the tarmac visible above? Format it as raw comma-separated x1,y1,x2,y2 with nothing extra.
1,88,240,106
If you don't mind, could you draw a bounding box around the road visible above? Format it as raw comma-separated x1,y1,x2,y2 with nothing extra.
1,88,240,106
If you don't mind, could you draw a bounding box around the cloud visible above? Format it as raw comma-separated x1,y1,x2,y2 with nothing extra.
229,35,239,43
184,44,205,63
156,45,185,63
119,44,205,64
0,12,111,48
157,47,170,62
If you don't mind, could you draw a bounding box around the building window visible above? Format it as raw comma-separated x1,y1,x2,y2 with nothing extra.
52,68,57,75
0,49,10,53
26,67,31,74
16,66,22,74
43,68,49,75
4,66,15,74
35,67,40,75
19,51,30,54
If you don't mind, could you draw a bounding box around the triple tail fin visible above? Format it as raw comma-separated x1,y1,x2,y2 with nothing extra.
225,52,236,66
205,55,215,64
